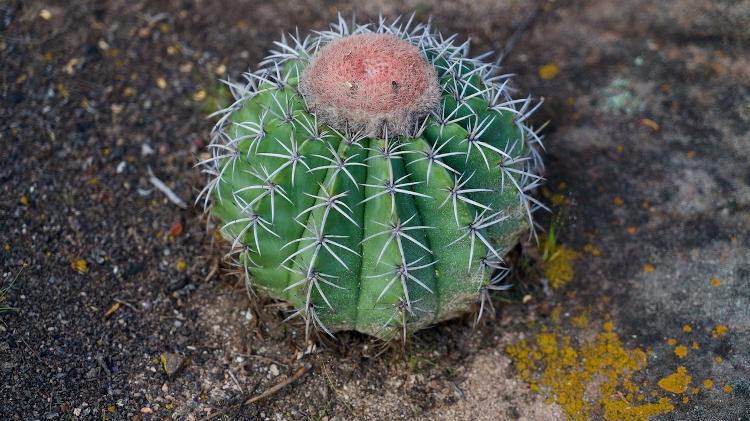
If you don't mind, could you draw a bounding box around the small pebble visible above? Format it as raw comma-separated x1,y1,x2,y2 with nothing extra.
160,352,187,377
269,364,279,377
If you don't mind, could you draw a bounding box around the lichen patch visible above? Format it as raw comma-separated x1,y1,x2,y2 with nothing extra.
505,317,675,420
657,366,692,394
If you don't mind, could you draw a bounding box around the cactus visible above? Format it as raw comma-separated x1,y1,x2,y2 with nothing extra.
199,16,545,341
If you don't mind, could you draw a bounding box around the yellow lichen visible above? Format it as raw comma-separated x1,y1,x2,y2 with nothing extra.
551,305,563,323
643,263,655,273
571,312,589,328
544,245,579,289
613,196,625,206
657,366,692,394
505,283,738,419
74,259,89,274
541,225,580,289
538,63,560,80
583,243,601,257
551,193,567,206
711,324,728,338
674,346,688,359
506,320,674,421
710,277,721,287
159,354,169,372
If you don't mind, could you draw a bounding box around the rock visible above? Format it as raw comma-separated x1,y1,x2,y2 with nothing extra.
269,364,280,377
159,353,188,378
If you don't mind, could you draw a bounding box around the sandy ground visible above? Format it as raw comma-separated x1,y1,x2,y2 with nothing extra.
1,0,749,420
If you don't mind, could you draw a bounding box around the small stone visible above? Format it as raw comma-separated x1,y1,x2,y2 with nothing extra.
168,222,183,238
537,302,552,317
39,9,52,20
640,118,659,131
159,352,187,377
192,89,207,102
63,58,81,75
141,143,154,156
269,364,280,377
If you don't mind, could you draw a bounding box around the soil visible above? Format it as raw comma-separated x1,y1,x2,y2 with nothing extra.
1,0,748,420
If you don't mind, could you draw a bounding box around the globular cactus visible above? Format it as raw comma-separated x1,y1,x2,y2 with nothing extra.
199,16,545,341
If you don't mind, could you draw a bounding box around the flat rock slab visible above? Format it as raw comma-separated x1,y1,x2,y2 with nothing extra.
1,0,747,420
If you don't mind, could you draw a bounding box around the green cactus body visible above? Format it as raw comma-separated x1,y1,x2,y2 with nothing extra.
200,17,544,340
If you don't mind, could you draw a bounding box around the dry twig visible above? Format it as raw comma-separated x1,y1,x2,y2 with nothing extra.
148,167,188,209
201,365,310,420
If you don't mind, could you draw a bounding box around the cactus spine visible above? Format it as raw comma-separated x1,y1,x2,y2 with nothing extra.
199,16,545,340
